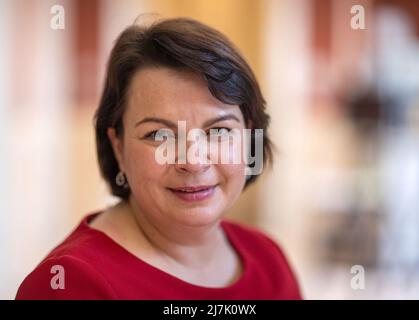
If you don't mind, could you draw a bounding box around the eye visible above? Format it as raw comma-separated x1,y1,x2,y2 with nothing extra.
144,130,158,140
144,128,175,140
209,127,232,136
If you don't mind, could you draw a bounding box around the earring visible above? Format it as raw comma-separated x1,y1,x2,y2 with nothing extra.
116,171,129,188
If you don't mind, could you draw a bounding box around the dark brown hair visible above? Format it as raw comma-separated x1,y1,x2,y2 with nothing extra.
95,17,273,200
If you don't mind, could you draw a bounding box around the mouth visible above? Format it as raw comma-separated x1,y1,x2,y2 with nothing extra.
167,185,218,202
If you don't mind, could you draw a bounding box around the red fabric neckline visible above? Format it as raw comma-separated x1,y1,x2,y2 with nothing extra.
78,212,251,292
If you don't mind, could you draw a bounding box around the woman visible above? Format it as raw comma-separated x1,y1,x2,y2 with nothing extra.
16,18,302,299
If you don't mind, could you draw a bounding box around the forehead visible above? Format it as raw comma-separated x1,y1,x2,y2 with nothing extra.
125,67,243,123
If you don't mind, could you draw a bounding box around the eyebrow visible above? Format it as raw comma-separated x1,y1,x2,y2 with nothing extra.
134,114,241,129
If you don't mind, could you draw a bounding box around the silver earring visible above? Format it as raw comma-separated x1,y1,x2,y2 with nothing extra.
116,171,128,188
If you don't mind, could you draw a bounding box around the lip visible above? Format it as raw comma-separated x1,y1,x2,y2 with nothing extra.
168,185,217,202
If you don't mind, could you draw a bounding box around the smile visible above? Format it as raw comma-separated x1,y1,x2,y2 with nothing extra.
168,185,217,202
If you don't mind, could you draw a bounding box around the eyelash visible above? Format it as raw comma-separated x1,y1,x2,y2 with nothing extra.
144,131,158,139
143,127,232,140
211,127,232,135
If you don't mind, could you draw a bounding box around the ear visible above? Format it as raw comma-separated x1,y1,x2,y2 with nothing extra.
107,127,125,172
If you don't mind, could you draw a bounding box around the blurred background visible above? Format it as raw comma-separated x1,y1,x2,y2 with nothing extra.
1,0,419,299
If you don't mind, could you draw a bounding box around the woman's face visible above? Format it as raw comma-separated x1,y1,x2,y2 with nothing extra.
108,67,247,228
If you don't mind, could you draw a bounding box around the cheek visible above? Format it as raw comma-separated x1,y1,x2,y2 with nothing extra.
218,162,247,191
124,144,166,188
215,163,246,213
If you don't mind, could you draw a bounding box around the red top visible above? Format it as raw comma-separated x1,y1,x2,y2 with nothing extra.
16,213,302,300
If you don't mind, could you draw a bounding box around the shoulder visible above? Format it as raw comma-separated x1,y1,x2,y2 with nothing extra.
15,255,117,299
16,214,117,300
221,219,303,299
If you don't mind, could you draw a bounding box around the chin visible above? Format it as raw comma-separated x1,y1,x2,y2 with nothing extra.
170,206,225,227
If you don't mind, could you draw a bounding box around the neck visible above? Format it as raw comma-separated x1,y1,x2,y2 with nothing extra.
122,198,226,269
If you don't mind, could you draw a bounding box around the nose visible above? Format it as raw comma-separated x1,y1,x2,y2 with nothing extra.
174,140,211,174
175,163,210,174
174,157,211,174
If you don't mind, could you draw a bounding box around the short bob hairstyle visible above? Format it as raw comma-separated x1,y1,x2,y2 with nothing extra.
95,17,273,200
